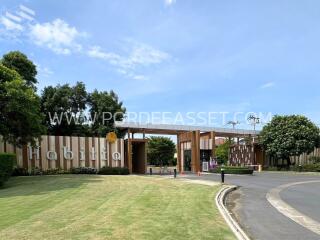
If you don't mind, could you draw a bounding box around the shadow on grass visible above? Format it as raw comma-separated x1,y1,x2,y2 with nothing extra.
0,175,104,198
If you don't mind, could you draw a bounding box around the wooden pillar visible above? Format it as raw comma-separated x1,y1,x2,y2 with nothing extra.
127,129,132,173
177,133,181,172
191,130,200,173
210,131,216,158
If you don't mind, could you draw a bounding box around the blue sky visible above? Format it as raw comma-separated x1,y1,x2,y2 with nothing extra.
1,0,320,130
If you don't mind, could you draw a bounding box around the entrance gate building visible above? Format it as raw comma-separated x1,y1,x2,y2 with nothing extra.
116,122,259,174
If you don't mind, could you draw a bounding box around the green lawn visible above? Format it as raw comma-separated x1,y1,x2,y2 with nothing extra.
0,175,235,240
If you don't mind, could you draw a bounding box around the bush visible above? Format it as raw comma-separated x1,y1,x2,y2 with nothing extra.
42,168,69,175
12,167,29,176
309,156,320,164
70,167,97,174
0,153,16,186
210,166,253,175
291,163,320,172
98,166,129,175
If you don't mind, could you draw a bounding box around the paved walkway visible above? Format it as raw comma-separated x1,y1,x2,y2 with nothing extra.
178,172,320,240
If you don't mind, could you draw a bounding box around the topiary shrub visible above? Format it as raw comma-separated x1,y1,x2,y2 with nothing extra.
210,166,253,175
0,153,16,186
98,166,129,175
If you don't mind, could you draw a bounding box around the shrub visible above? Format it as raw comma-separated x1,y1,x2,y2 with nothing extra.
70,167,97,174
42,168,68,175
210,166,253,175
12,167,70,176
292,163,320,172
12,167,29,176
0,153,16,186
30,167,42,175
309,156,320,164
98,166,129,175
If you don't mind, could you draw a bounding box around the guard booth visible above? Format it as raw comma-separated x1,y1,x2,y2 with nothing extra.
125,139,147,174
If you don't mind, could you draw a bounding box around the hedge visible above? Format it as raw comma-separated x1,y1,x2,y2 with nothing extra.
0,153,16,186
210,166,253,175
98,166,129,175
70,167,97,174
291,163,320,172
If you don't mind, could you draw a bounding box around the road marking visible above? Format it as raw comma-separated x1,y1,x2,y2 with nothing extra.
266,180,320,236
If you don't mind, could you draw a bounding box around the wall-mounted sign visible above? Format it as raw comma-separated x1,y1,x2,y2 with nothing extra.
106,132,117,143
112,152,121,161
1,135,125,171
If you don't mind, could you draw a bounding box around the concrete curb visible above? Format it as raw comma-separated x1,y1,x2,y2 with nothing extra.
215,185,251,240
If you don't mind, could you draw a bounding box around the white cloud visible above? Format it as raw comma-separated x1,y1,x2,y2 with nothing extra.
5,12,22,22
165,0,176,6
16,11,34,21
0,5,34,39
87,46,122,62
127,44,170,67
87,43,170,80
19,5,35,16
0,16,23,31
30,19,82,55
260,82,275,89
36,63,54,77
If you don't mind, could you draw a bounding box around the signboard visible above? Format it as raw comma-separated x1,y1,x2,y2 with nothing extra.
106,132,117,143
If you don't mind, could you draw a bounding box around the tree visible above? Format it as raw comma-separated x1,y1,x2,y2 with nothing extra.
216,139,232,165
147,136,176,166
40,82,89,136
88,90,126,137
0,64,44,146
260,115,320,167
1,51,37,88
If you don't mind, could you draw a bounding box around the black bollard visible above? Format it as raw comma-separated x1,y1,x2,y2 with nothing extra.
150,167,152,175
221,169,225,183
174,169,177,178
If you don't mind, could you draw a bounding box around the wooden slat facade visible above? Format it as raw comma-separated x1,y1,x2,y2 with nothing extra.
0,135,125,171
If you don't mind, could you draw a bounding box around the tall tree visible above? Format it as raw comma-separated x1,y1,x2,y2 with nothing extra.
0,64,44,146
260,115,320,167
88,90,126,137
40,82,89,136
1,51,37,88
147,136,176,166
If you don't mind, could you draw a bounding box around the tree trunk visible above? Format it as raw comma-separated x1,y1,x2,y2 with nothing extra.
286,156,291,170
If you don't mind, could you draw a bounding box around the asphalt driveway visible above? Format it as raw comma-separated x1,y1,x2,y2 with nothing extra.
178,172,320,240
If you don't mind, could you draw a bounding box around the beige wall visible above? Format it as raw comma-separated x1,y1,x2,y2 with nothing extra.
0,135,124,171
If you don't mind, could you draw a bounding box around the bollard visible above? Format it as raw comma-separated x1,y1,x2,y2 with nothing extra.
174,169,177,178
149,167,152,175
221,169,225,183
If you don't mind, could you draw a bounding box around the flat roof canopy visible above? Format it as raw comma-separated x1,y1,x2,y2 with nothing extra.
115,122,259,137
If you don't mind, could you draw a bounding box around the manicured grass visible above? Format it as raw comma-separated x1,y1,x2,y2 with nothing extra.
0,175,235,240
